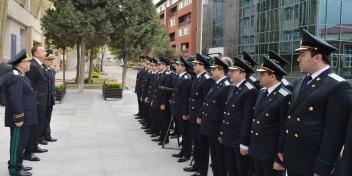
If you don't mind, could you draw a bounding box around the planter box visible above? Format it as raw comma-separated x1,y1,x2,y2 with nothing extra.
55,85,66,103
102,87,123,100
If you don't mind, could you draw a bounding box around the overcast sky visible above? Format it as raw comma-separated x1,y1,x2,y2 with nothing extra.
153,0,159,4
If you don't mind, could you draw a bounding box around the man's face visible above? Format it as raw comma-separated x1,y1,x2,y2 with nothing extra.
19,61,31,72
297,50,316,73
211,67,223,80
192,63,203,73
175,63,185,73
44,59,54,67
258,71,273,88
158,63,166,71
34,47,47,60
230,69,243,84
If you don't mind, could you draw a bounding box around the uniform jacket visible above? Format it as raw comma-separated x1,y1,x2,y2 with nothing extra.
220,80,258,147
3,69,38,127
199,77,232,137
283,69,352,176
188,72,214,122
248,83,291,163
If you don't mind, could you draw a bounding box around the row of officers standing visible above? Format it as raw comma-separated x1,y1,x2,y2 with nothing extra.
134,29,352,176
0,45,58,176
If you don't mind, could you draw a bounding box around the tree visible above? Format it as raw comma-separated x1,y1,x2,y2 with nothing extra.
41,0,81,84
150,27,176,59
106,0,170,88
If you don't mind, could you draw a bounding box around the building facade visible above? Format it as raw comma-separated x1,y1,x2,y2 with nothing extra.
200,0,352,79
0,0,52,62
156,0,198,57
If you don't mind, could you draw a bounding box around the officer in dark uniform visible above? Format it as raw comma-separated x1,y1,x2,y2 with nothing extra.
151,57,173,145
199,57,232,176
242,52,261,90
267,51,293,91
135,56,148,119
170,56,193,163
219,57,258,176
183,53,214,175
42,50,57,142
2,49,37,176
146,58,160,139
248,56,292,176
281,29,352,176
0,60,12,106
140,57,153,134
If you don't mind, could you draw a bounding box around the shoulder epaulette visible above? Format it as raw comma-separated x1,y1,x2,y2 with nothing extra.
245,82,254,90
328,73,345,82
278,88,289,96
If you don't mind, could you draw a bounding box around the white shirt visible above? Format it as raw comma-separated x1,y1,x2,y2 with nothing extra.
266,82,282,95
216,76,227,84
34,58,43,66
178,72,187,78
309,65,330,82
197,71,206,78
234,79,246,88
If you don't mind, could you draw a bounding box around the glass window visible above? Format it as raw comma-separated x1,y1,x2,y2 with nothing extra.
212,0,225,47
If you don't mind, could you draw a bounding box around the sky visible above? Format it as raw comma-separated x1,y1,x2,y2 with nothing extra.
153,0,159,4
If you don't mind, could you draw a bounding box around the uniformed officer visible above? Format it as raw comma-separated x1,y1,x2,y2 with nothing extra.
183,53,214,175
280,29,352,176
0,59,12,106
199,57,232,176
134,56,148,119
140,57,154,134
219,57,258,176
145,58,161,139
42,49,57,142
151,57,173,145
249,56,292,176
242,52,261,90
267,51,293,91
2,49,38,176
170,55,193,163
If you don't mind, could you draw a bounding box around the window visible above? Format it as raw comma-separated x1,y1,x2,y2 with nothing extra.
212,0,225,47
179,0,192,9
181,42,189,51
283,7,293,21
179,13,191,27
178,27,190,36
170,6,177,17
282,31,293,42
344,45,352,68
20,28,25,50
169,19,176,27
169,33,175,41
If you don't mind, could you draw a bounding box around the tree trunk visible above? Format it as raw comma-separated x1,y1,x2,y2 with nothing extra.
121,51,128,89
87,49,94,84
100,51,105,72
78,38,87,93
75,45,80,83
62,49,66,84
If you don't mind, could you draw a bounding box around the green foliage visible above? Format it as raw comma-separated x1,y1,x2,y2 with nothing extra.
55,84,64,92
104,82,122,88
92,72,100,78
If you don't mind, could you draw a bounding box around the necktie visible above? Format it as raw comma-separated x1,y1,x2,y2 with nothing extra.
300,75,312,92
260,90,268,105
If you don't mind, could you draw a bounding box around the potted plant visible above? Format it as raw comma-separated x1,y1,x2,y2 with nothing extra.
55,82,66,103
102,79,123,100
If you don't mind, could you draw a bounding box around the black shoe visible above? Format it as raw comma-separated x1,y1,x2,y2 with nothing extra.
191,172,202,176
22,166,32,171
172,153,183,158
145,131,153,135
170,135,179,139
33,147,48,153
17,169,32,176
184,166,199,172
141,126,148,129
178,156,190,163
151,138,161,142
39,140,48,145
135,116,142,119
144,129,152,132
150,134,159,138
45,137,58,142
24,154,40,161
133,113,140,116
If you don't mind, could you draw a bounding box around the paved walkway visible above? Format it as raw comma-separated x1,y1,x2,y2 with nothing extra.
0,90,194,176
